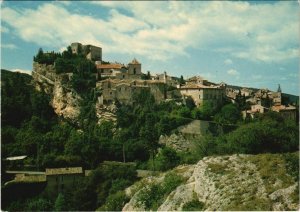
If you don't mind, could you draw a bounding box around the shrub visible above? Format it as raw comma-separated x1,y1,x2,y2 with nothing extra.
182,199,205,211
155,147,180,171
97,191,129,211
136,172,183,210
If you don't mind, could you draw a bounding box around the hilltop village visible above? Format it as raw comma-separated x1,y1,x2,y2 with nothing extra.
66,42,297,121
2,42,299,211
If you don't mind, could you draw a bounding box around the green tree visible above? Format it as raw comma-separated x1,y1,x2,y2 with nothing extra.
26,197,53,211
155,147,180,171
199,100,215,120
179,75,185,85
214,103,241,125
55,193,67,211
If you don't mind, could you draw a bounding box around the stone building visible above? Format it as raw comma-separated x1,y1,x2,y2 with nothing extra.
242,104,269,119
154,72,179,87
127,58,141,75
96,78,166,105
71,42,102,61
96,58,143,80
178,77,225,107
45,167,84,195
96,63,127,77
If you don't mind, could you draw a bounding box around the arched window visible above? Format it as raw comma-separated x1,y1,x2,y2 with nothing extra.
133,68,136,75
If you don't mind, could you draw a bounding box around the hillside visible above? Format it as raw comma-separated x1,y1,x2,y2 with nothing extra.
2,67,299,211
123,152,299,211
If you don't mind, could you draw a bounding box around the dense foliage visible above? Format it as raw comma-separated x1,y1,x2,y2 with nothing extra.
4,163,137,211
190,111,298,161
136,172,184,210
2,64,299,211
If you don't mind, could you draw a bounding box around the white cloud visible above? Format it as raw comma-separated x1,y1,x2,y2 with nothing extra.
227,69,239,76
1,43,17,49
1,1,298,62
11,69,32,75
224,59,233,65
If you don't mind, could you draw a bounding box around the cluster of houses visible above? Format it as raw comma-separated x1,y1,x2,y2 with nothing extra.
4,42,298,198
226,84,297,120
71,42,296,121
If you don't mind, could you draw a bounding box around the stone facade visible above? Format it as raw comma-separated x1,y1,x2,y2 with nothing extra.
96,63,126,77
71,42,102,61
96,79,166,105
96,58,142,80
127,58,141,75
179,84,225,107
45,167,84,195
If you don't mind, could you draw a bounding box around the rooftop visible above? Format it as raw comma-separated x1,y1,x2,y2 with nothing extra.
6,155,27,161
45,167,83,175
271,105,296,112
97,63,125,69
129,58,140,64
179,84,222,89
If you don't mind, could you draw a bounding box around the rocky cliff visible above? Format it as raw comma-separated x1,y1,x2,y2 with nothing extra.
32,62,117,123
123,153,299,211
32,62,81,121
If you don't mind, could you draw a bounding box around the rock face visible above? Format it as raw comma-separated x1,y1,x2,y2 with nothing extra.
95,101,117,124
123,153,299,211
32,62,81,121
159,120,209,152
159,133,194,152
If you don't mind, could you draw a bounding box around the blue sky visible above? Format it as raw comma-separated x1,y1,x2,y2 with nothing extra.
1,1,299,95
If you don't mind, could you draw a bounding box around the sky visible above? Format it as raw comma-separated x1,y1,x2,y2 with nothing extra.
1,1,299,95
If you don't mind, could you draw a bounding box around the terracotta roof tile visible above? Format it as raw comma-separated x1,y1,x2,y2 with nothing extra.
97,64,124,69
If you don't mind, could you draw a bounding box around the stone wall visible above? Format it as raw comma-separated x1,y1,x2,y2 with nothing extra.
180,87,225,107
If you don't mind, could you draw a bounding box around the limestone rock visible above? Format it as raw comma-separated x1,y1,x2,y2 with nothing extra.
32,62,81,122
123,154,299,211
159,133,194,152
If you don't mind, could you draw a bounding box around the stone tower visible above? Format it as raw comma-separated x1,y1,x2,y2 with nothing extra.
70,42,102,62
273,84,282,106
277,84,282,93
128,58,141,75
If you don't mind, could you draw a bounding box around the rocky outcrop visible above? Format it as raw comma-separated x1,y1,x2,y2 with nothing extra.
159,133,194,152
158,120,210,152
95,102,117,124
32,62,81,121
123,153,299,211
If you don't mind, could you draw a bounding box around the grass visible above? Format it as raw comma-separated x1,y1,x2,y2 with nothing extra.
245,153,296,195
182,192,205,211
135,172,184,210
206,161,230,175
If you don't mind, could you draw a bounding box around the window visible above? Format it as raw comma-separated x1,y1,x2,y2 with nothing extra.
199,95,201,99
133,68,136,74
123,75,125,79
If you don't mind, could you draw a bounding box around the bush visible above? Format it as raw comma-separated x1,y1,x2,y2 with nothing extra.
214,103,241,125
97,191,129,211
136,172,183,210
155,147,180,171
182,199,205,211
283,152,299,181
